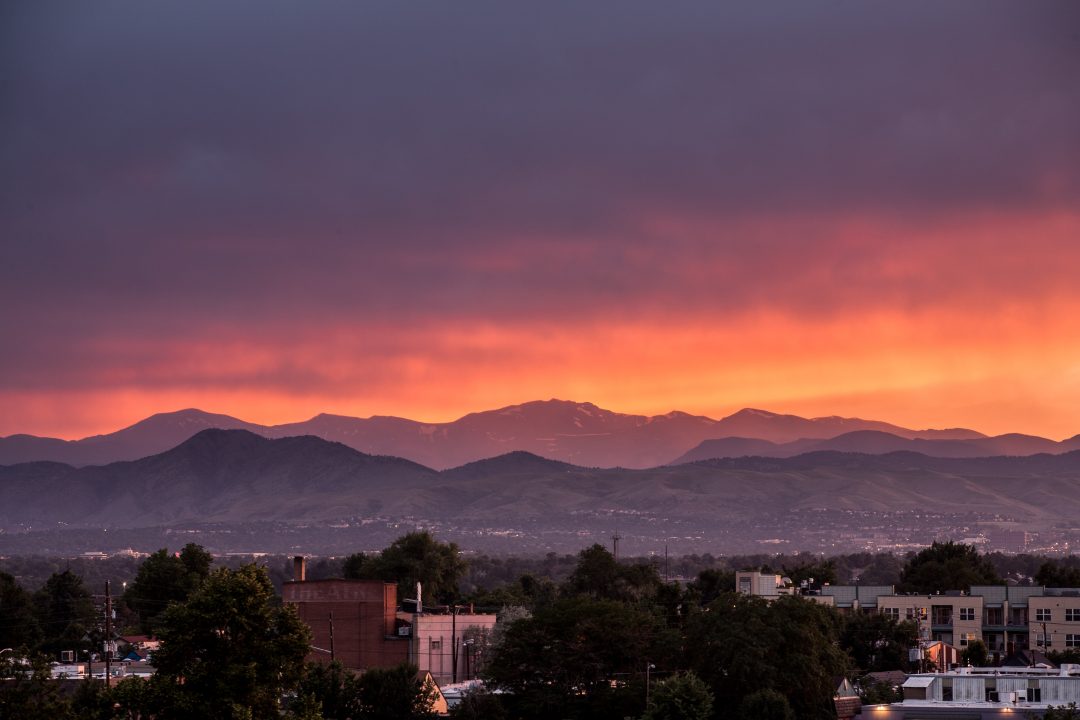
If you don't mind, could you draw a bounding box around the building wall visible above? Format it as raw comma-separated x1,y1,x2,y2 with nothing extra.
283,579,409,671
401,612,498,685
736,571,794,597
1029,595,1080,653
876,595,985,650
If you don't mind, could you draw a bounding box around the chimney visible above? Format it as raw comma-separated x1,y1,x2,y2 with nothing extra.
293,555,306,582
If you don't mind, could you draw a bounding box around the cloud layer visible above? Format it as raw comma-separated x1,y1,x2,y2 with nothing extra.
2,2,1079,438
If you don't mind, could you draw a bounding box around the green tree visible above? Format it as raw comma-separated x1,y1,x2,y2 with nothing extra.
0,572,40,651
124,544,213,635
642,671,713,720
686,568,735,607
448,686,508,720
33,569,96,658
784,560,837,589
738,688,795,720
1044,703,1080,720
486,596,678,719
1048,649,1080,665
70,678,115,720
344,532,466,604
859,677,902,705
152,564,311,719
563,544,663,603
353,663,437,720
897,542,1001,593
961,639,989,667
839,612,918,673
1036,561,1080,588
291,660,359,720
0,652,73,719
685,594,848,720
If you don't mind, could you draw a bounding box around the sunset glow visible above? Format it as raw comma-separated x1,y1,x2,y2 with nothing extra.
3,3,1079,441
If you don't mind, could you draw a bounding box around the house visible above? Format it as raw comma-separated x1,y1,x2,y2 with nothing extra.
119,635,160,655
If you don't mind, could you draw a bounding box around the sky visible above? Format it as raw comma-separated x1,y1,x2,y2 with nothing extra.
2,2,1080,440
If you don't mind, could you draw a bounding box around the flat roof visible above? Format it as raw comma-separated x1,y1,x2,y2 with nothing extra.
903,676,936,688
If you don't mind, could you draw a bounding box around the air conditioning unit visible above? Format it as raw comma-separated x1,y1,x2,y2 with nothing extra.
60,650,75,662
397,626,412,636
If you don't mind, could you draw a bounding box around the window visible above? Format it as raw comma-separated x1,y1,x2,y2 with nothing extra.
883,607,899,620
1036,608,1052,622
1028,688,1042,702
1066,609,1080,622
960,632,977,647
959,608,975,621
430,639,442,650
1067,634,1080,648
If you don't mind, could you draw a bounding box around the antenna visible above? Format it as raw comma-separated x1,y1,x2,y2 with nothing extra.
612,525,621,562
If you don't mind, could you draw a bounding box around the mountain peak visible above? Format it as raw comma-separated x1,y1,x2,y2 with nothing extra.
727,408,782,419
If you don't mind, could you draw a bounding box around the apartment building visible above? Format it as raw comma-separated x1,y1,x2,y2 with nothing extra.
1030,588,1080,654
736,571,1080,655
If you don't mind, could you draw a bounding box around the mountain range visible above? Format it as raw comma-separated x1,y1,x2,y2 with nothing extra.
7,399,1066,470
3,429,1080,531
672,429,1080,464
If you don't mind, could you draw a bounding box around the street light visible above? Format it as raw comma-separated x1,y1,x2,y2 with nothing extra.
645,663,656,706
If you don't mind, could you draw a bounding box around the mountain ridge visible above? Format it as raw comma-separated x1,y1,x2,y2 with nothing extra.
3,430,1080,532
0,399,1057,471
672,429,1080,464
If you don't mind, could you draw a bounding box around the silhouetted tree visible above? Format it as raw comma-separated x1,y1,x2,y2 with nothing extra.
344,531,466,604
353,663,438,720
124,543,213,635
960,639,989,667
33,569,96,658
840,612,918,673
1036,561,1080,588
642,671,713,720
487,596,678,719
152,564,311,719
0,652,73,718
563,544,664,603
738,688,795,720
898,542,1001,593
449,686,508,720
685,594,848,720
0,571,40,651
1044,703,1080,720
686,568,735,607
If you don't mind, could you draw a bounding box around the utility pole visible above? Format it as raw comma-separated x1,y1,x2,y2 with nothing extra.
451,605,458,683
329,612,335,663
104,581,112,687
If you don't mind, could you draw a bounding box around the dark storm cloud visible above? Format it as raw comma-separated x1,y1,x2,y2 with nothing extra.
2,0,1079,390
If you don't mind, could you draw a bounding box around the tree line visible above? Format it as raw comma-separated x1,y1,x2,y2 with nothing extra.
3,536,1080,719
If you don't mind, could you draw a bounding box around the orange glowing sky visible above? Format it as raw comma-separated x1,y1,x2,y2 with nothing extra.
3,4,1079,441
